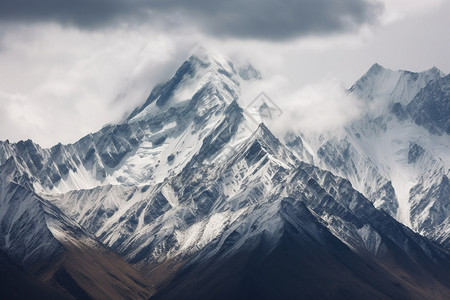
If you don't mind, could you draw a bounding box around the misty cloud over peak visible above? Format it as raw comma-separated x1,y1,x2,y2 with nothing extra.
0,0,383,40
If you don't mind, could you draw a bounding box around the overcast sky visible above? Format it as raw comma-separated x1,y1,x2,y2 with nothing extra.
0,0,449,147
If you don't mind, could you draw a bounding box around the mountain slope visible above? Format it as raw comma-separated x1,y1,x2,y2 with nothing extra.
0,249,70,300
0,157,154,299
145,124,450,299
406,73,450,135
151,198,450,300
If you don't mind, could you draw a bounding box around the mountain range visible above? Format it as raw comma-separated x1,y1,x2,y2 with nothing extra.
0,49,449,299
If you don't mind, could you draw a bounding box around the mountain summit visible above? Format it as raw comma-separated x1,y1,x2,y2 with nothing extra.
350,63,444,105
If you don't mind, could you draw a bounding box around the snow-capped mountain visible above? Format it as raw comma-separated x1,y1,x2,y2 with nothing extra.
349,63,443,105
285,63,450,247
0,49,257,196
0,157,63,266
0,153,153,299
1,50,450,299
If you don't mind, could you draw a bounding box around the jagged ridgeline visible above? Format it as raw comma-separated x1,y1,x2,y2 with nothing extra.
1,49,449,299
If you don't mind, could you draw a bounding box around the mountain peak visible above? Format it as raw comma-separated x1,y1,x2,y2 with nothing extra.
188,48,263,81
187,46,235,74
188,46,209,60
426,65,445,77
187,47,219,65
246,123,284,155
367,63,387,74
351,63,444,105
127,48,239,123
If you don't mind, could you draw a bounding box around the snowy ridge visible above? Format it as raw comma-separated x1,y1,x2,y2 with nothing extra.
128,48,239,122
284,64,449,242
0,155,110,266
0,50,250,194
0,157,64,265
0,153,154,299
49,115,448,274
350,63,443,106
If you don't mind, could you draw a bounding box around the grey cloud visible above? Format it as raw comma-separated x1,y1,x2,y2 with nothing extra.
0,0,383,40
0,0,145,27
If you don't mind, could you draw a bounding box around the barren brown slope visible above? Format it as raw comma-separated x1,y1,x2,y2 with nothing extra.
33,241,155,300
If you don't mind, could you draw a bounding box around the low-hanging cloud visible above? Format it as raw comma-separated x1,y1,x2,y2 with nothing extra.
239,75,364,137
0,24,190,147
0,0,383,40
274,79,364,135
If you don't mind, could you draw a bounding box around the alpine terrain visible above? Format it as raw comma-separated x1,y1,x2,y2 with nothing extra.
0,49,449,299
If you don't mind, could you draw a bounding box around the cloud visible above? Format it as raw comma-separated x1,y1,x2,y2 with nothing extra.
378,0,446,24
239,76,364,137
0,0,142,28
276,78,363,134
0,24,192,147
1,0,448,149
0,0,383,40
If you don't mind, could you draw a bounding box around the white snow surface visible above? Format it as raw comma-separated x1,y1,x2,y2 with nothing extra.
286,64,449,230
